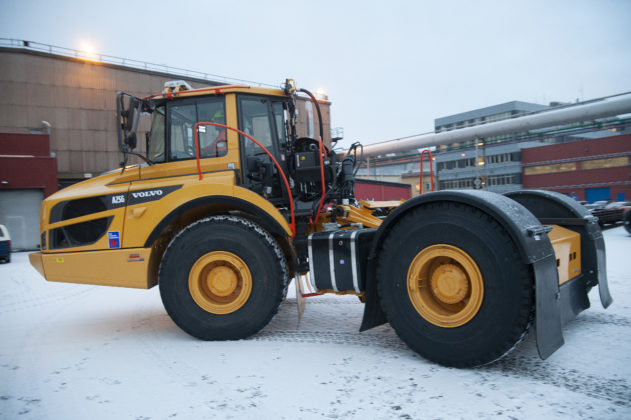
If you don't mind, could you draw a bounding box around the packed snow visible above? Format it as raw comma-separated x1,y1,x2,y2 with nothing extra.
1,227,630,419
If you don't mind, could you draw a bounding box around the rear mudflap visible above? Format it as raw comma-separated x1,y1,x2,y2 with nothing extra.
535,265,598,359
559,275,591,325
504,190,612,359
592,232,613,309
531,225,611,359
532,253,564,359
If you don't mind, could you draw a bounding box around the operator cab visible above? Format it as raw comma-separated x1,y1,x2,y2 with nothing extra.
119,83,292,200
117,80,353,227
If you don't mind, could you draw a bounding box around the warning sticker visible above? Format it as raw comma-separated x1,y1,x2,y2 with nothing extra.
108,231,121,249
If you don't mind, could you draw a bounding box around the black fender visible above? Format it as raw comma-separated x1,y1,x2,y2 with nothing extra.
505,189,612,313
360,189,563,359
143,195,290,248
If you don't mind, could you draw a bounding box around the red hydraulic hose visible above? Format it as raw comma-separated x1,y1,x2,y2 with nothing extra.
194,121,296,237
419,149,435,194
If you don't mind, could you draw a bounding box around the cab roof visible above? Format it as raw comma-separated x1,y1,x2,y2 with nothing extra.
146,84,287,101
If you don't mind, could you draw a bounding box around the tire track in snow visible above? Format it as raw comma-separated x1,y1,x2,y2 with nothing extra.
250,329,408,350
572,312,631,328
269,297,631,407
486,355,631,407
484,310,631,407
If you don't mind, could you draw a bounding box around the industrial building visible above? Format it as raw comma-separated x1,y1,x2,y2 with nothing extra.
435,101,549,135
434,101,552,193
0,40,331,186
359,98,630,197
0,133,57,250
522,134,631,202
0,39,332,249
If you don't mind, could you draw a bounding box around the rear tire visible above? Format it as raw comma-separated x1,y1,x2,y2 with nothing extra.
377,202,534,367
159,215,289,340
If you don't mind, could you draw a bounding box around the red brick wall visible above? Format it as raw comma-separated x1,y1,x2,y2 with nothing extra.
522,134,631,201
0,133,51,156
355,180,411,201
0,133,57,197
522,134,630,162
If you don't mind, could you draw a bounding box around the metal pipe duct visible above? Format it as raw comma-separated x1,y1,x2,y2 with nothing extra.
361,94,631,157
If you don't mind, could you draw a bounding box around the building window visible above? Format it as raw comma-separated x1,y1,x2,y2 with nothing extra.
524,162,577,176
581,156,630,170
439,177,476,190
486,152,515,165
486,174,518,186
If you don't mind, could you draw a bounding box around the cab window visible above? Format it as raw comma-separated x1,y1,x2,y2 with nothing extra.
238,96,289,195
147,105,166,163
272,101,288,148
167,97,226,161
197,100,227,158
239,97,274,158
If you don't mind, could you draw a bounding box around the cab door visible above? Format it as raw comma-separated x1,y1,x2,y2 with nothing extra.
122,95,238,249
237,95,289,203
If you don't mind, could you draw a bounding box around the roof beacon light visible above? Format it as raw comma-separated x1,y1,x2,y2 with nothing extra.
163,80,193,95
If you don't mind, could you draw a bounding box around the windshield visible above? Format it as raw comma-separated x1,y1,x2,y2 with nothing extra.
147,105,166,163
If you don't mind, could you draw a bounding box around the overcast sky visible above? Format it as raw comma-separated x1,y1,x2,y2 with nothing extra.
1,0,630,148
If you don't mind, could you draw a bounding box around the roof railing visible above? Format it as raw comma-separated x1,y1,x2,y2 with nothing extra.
0,38,276,88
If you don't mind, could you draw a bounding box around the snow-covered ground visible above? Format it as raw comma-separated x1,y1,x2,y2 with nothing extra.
1,226,630,419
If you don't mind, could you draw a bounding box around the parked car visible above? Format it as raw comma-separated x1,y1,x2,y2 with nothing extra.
0,224,10,263
591,201,625,226
604,201,631,211
585,200,610,211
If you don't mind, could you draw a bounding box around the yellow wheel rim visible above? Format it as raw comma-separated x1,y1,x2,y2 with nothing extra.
188,251,252,314
407,244,484,328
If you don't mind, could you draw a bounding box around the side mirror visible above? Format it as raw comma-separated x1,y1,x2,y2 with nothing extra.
123,98,138,131
116,92,143,152
118,94,137,131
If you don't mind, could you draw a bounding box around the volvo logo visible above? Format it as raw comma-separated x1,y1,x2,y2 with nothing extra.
127,185,182,205
131,190,163,199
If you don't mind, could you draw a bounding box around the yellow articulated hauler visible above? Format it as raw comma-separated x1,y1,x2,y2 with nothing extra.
29,80,612,367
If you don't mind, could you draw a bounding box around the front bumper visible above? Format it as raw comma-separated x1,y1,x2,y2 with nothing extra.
28,248,157,289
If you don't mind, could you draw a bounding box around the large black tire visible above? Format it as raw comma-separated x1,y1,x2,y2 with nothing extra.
377,202,534,367
159,215,289,340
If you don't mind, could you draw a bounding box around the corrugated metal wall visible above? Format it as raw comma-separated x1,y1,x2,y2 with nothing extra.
0,48,330,182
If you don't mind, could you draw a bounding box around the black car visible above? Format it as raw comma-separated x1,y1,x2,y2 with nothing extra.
0,224,11,263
